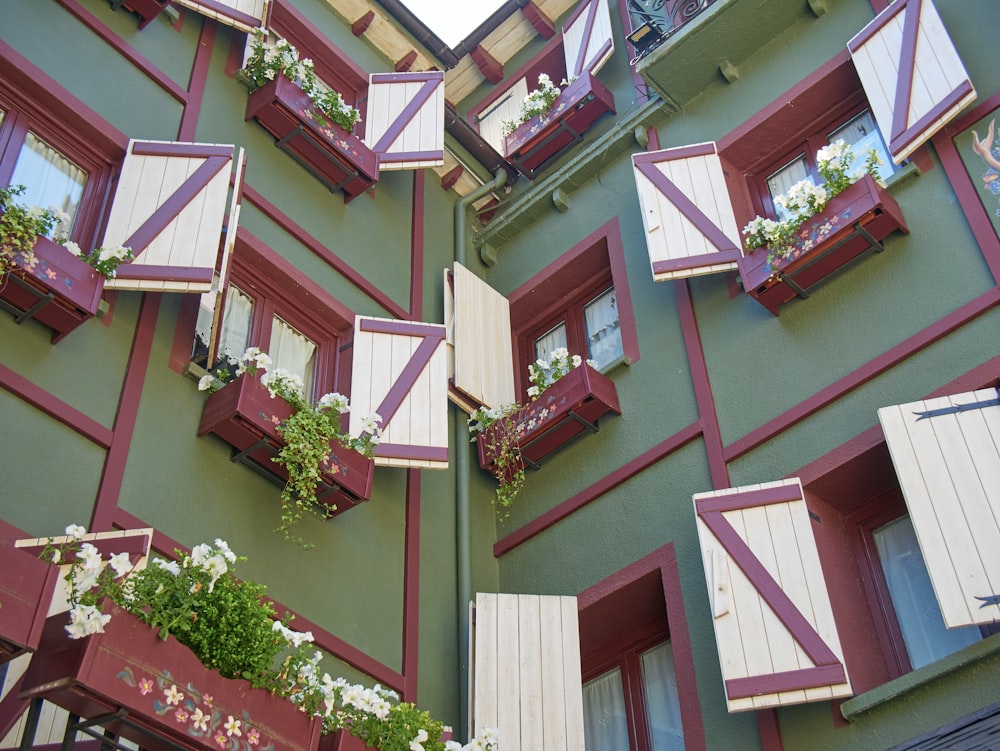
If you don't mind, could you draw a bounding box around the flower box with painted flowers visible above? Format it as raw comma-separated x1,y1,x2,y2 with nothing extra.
197,371,374,519
0,522,59,663
503,71,615,179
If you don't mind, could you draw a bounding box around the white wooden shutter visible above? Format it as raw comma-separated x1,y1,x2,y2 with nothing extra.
848,0,976,164
693,479,852,713
445,263,516,412
477,78,529,154
349,316,448,470
171,0,268,33
562,0,614,77
878,388,1000,629
472,593,585,751
103,141,240,294
364,72,445,171
632,143,743,282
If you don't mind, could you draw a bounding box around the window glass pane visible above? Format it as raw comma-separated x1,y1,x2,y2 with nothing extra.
584,287,622,370
534,322,567,363
641,641,685,751
583,668,630,751
270,316,317,398
193,285,254,373
874,515,981,670
829,110,895,182
10,131,86,238
766,155,810,221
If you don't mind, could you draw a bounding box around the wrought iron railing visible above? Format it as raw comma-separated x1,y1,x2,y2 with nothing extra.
626,0,717,61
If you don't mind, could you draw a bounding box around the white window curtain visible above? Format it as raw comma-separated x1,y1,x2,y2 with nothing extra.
534,322,568,363
270,316,317,398
584,288,623,370
829,110,895,183
874,515,982,670
766,155,810,221
583,668,630,751
641,641,684,751
194,285,254,369
10,131,86,238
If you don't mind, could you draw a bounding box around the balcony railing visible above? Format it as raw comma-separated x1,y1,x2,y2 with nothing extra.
626,0,717,60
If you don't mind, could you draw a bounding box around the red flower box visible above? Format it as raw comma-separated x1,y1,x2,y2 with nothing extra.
477,364,621,473
245,76,378,203
197,373,374,516
0,529,58,663
0,235,105,342
20,605,322,751
739,174,909,315
503,71,616,179
115,0,171,28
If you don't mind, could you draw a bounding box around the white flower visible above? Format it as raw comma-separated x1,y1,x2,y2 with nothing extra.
65,523,87,539
65,604,111,639
571,354,582,368
197,374,215,392
318,392,350,414
153,557,181,576
358,411,382,435
410,728,429,751
63,240,83,256
527,385,540,399
76,542,102,572
214,538,237,563
108,552,132,577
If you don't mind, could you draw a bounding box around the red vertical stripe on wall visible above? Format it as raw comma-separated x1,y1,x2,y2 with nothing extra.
179,20,216,141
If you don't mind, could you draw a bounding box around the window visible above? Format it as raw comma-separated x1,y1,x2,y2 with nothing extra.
583,638,684,751
192,230,354,400
529,284,624,371
577,545,703,751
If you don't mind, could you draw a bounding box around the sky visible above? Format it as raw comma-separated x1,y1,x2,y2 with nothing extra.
401,0,507,48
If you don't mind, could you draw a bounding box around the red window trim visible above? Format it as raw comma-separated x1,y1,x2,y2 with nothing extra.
577,543,706,751
507,216,639,396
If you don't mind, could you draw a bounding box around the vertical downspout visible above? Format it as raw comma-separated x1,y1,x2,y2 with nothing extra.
454,169,507,739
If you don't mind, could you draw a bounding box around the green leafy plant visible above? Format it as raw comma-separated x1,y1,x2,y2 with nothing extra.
0,184,64,274
62,240,134,278
199,347,381,549
742,140,884,266
469,348,594,516
40,526,498,751
500,73,576,137
242,29,362,133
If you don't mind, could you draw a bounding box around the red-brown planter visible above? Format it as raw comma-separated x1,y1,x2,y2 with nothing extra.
245,75,378,203
503,71,616,179
477,364,621,473
115,0,171,28
0,235,104,342
197,373,375,516
739,174,909,315
20,605,322,751
0,529,58,664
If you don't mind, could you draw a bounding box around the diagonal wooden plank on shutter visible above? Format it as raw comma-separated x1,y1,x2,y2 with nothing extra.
365,72,445,171
878,388,1000,629
471,593,585,751
477,78,529,154
446,263,516,412
171,0,269,33
848,0,976,164
693,479,852,713
562,0,614,77
103,140,237,294
632,143,743,282
349,316,448,470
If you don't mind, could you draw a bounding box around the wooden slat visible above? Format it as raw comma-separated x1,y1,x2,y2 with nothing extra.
172,0,268,33
365,73,445,171
477,78,529,154
562,0,614,77
878,388,1000,628
632,145,742,282
694,479,852,713
848,0,976,163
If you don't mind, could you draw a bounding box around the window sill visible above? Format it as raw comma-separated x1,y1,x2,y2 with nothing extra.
244,75,378,203
841,633,1000,722
0,235,106,342
197,372,374,514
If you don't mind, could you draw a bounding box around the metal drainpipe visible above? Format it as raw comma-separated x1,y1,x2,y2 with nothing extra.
454,168,506,739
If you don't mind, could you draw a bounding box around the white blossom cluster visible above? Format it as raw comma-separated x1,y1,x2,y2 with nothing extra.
526,347,594,400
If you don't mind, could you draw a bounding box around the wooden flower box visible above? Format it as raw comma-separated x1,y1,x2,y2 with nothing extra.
110,0,171,28
503,71,615,179
245,75,378,202
197,373,375,516
19,605,322,751
0,234,105,342
0,526,58,664
739,174,909,315
477,364,621,473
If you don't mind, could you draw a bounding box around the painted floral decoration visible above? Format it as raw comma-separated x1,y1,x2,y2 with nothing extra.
742,140,884,267
40,525,498,751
